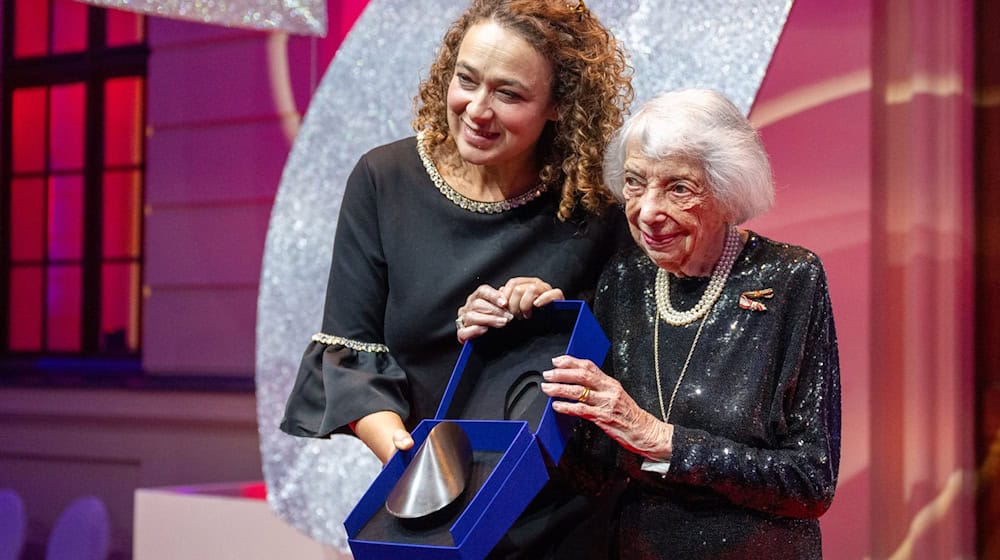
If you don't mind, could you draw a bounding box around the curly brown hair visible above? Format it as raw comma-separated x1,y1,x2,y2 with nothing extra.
412,0,633,220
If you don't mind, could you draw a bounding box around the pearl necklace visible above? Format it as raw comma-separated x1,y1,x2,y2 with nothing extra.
654,226,741,326
652,226,741,424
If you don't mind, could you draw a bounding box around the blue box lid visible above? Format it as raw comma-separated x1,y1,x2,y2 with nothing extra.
346,301,609,559
434,300,609,463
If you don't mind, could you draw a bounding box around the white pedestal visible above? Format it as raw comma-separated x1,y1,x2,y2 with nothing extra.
134,482,349,560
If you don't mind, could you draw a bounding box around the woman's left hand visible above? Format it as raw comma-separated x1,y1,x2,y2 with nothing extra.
455,277,564,343
499,277,564,319
542,355,673,462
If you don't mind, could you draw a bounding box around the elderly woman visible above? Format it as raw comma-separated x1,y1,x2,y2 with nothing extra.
280,1,632,557
539,89,841,558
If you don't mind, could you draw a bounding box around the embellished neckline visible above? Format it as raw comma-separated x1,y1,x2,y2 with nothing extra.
416,132,550,214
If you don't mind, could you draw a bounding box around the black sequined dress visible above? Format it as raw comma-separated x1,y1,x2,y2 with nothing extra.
585,232,841,559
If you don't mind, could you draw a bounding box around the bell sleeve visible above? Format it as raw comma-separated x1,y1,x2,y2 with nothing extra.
279,152,411,438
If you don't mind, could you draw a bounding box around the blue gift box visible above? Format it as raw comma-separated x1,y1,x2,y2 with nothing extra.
345,300,609,560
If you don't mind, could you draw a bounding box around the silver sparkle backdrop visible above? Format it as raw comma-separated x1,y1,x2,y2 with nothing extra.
257,0,793,551
78,0,327,36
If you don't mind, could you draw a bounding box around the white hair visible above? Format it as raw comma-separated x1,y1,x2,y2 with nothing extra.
603,88,774,224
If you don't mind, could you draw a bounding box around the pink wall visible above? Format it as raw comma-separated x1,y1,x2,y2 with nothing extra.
748,1,871,556
869,1,976,557
143,19,294,374
142,4,364,375
751,1,976,557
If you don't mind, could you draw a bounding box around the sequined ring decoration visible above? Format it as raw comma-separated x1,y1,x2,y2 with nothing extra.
416,132,550,214
311,332,388,353
655,226,741,326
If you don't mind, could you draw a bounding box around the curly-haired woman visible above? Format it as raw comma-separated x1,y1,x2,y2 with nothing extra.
280,1,633,557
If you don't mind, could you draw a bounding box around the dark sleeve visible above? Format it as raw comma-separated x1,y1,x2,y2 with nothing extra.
279,153,412,438
664,261,841,518
279,340,409,437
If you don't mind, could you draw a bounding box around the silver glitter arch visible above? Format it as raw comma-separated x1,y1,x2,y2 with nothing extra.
80,0,327,36
256,0,793,551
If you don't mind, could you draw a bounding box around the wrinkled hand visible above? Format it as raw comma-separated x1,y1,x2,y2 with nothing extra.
541,355,673,462
455,278,564,343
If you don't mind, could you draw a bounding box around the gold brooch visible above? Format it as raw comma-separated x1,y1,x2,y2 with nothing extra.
738,288,773,312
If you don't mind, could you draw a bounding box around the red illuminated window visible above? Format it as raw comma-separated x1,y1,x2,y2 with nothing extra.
2,0,147,357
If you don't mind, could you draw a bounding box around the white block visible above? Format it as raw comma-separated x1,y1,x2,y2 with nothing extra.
134,482,349,560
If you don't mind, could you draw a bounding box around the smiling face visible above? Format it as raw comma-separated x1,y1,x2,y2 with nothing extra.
623,146,730,277
446,21,558,172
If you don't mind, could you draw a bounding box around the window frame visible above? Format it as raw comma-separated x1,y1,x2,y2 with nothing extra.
1,0,149,360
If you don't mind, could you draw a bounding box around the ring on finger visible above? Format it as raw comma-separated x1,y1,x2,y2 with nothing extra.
578,386,591,403
455,316,465,330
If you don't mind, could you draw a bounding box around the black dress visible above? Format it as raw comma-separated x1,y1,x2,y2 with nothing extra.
280,136,625,558
581,232,841,559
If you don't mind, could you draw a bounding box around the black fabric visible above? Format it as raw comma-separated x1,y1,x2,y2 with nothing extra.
280,343,409,437
488,478,613,560
442,305,580,429
571,232,841,559
280,137,625,438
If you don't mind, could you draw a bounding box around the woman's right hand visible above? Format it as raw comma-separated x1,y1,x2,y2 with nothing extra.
350,410,414,465
500,277,564,318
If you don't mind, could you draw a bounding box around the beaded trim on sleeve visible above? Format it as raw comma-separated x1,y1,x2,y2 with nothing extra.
311,333,389,353
416,132,550,214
